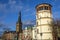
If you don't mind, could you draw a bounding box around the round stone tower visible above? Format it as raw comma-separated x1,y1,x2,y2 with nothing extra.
36,3,54,40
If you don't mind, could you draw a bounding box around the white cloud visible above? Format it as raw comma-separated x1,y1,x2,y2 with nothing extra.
0,4,6,11
0,4,8,21
7,0,23,11
25,8,31,12
0,0,23,22
23,21,34,25
8,0,17,5
0,0,23,13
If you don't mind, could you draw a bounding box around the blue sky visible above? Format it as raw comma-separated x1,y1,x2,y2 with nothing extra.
0,0,60,31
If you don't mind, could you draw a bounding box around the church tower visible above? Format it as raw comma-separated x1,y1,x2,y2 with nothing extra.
36,3,54,40
16,12,22,33
16,12,22,40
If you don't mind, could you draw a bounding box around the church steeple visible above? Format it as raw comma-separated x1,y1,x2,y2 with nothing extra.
18,12,22,24
16,11,22,33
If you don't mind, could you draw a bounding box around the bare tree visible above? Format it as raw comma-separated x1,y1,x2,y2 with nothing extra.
53,19,60,40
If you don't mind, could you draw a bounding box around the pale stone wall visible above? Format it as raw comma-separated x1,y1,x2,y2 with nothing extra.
32,27,37,39
36,3,53,40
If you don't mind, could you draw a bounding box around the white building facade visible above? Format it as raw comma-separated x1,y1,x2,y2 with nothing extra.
23,27,33,40
36,3,54,40
32,27,37,40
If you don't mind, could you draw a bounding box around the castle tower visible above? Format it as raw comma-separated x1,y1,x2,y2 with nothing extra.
16,12,22,40
36,3,54,40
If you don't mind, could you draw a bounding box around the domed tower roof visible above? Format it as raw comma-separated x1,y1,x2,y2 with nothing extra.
35,3,52,12
35,3,52,8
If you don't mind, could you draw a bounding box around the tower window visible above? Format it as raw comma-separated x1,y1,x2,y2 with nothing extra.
37,29,39,34
37,22,38,26
39,7,43,10
49,38,50,40
35,36,36,38
38,6,48,10
44,6,48,10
